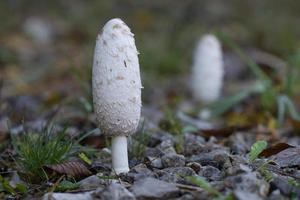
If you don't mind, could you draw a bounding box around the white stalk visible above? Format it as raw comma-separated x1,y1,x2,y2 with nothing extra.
111,136,129,174
192,34,224,103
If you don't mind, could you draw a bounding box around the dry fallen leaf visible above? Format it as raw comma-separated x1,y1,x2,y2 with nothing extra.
43,161,92,179
258,143,294,158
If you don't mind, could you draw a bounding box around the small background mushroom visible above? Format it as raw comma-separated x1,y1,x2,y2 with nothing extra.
192,34,224,103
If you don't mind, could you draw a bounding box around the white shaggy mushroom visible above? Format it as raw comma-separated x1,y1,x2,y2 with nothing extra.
192,34,224,103
92,18,142,174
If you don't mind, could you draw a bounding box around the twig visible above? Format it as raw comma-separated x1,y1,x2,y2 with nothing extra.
252,162,300,180
175,183,204,192
48,175,65,193
63,188,98,193
266,164,300,180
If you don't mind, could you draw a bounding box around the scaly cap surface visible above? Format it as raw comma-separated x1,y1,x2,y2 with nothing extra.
92,18,142,136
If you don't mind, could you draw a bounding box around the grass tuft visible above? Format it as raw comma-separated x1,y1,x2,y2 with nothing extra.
12,125,73,182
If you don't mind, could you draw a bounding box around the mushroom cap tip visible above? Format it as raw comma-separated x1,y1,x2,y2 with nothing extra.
200,34,220,48
101,18,132,37
103,18,126,29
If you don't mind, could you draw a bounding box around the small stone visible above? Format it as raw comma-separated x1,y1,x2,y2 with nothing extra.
268,189,289,200
188,149,230,169
198,165,222,181
224,172,269,197
157,139,177,155
170,193,195,200
159,167,196,184
43,192,93,200
161,153,185,168
271,175,300,197
186,162,202,173
78,175,106,190
93,182,136,200
226,155,250,176
128,164,155,181
145,156,163,169
130,177,180,199
9,172,24,188
233,190,263,200
184,133,205,156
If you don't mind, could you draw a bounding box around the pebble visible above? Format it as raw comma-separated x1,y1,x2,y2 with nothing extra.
157,139,177,155
224,172,269,197
186,162,202,173
161,153,185,168
128,164,156,181
93,182,136,200
271,175,300,197
233,190,263,200
43,192,93,200
78,175,106,190
188,149,230,169
159,167,196,184
130,177,180,199
184,133,205,156
145,156,163,169
198,165,222,181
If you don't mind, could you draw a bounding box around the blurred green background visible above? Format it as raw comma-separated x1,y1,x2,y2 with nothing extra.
0,0,300,97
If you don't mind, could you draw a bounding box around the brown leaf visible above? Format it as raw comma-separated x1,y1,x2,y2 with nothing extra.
199,126,251,139
259,143,295,158
43,161,92,179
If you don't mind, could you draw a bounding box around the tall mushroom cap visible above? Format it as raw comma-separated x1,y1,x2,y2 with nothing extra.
192,34,224,103
92,18,142,137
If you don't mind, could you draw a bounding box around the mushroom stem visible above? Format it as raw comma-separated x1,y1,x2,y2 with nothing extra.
111,135,129,174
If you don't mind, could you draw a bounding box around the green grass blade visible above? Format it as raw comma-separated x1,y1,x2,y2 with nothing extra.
186,176,220,196
248,140,267,162
207,82,266,118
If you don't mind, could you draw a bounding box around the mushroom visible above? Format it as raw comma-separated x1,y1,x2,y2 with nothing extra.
92,18,142,174
192,34,224,103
